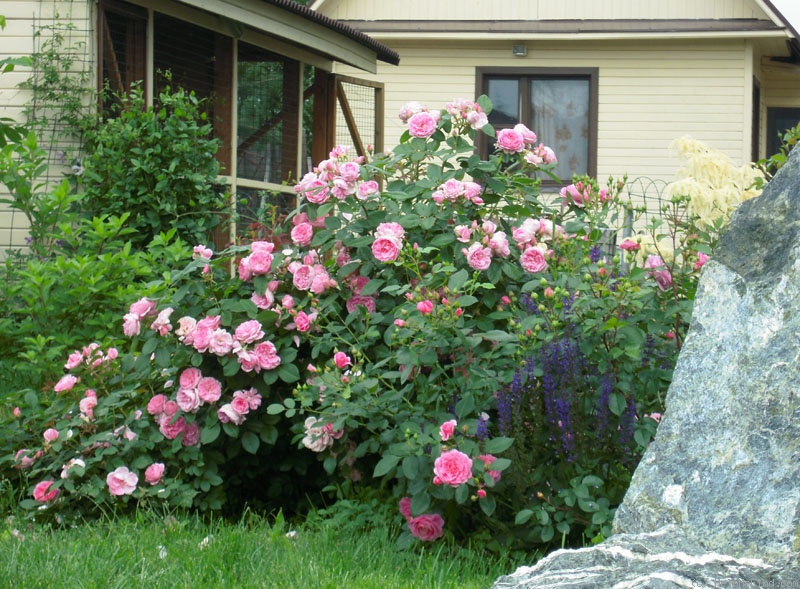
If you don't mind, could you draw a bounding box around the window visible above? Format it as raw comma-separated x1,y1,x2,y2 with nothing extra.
766,107,800,159
97,0,383,243
478,68,598,184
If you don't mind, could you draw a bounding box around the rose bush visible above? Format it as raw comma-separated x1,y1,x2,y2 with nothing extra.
2,96,721,553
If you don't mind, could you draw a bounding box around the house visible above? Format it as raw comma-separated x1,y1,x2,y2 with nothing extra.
311,0,800,198
0,0,399,251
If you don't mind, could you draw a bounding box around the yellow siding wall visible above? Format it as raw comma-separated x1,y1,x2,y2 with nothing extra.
320,0,764,21
0,1,92,253
335,39,750,185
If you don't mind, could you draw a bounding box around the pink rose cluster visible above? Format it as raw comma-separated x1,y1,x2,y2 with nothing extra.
643,254,673,291
147,392,199,445
55,343,120,394
123,297,158,337
64,342,119,372
510,218,567,274
618,238,641,252
217,387,262,426
174,367,223,412
288,251,337,295
431,179,484,206
372,222,405,263
524,143,558,167
15,448,43,470
560,181,610,209
301,416,344,452
456,220,511,271
398,102,441,139
495,123,537,154
445,98,488,131
399,496,445,542
237,240,275,281
345,274,377,314
289,211,328,247
79,389,98,421
294,145,377,204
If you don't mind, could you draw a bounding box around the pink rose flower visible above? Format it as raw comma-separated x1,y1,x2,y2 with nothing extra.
234,387,262,411
462,242,492,271
193,244,213,259
159,415,186,440
643,255,673,291
495,128,525,153
176,387,201,413
290,222,314,246
251,290,275,310
439,419,457,442
292,264,315,291
357,180,379,199
197,377,222,403
179,367,203,390
560,183,592,208
346,295,377,314
417,300,434,315
147,394,168,416
512,218,541,246
218,403,246,426
65,350,83,370
513,123,537,145
478,454,502,484
43,428,59,443
408,111,438,138
520,246,549,273
230,395,251,416
375,222,405,241
33,480,60,502
234,320,265,345
208,328,234,356
150,307,174,336
433,449,473,487
334,352,352,369
106,466,138,496
175,316,197,343
372,237,402,262
618,238,640,252
248,250,274,275
129,297,157,319
408,513,445,542
489,232,511,257
145,462,165,485
302,417,334,452
694,251,710,271
181,422,201,447
122,313,141,337
293,311,312,332
398,101,425,122
399,496,413,521
254,341,281,370
54,374,78,393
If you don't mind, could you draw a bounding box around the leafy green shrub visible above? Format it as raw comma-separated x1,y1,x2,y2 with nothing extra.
2,98,725,555
79,84,228,249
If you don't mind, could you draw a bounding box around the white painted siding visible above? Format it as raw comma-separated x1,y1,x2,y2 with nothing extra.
0,0,93,253
319,0,766,21
334,39,750,186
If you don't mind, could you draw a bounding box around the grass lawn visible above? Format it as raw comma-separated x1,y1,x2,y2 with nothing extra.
0,511,519,588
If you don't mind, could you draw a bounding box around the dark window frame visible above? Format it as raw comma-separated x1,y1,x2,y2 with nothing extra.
766,106,800,159
476,66,599,185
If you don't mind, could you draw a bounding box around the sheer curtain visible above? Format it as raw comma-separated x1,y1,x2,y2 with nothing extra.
530,79,589,183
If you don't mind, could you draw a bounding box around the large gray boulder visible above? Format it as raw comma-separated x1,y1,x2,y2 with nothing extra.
493,147,800,588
